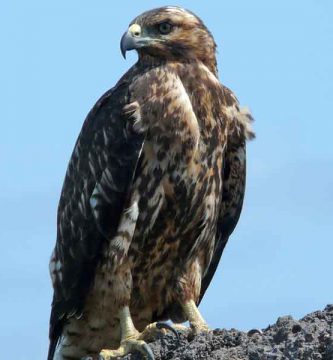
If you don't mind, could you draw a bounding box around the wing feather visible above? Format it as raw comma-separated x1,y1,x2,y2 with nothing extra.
199,87,254,303
48,67,145,359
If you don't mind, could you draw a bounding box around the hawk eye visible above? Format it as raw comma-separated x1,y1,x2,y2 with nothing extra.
157,22,173,35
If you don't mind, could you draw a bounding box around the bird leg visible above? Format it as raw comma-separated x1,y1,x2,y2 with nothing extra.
183,299,209,333
99,307,177,360
99,306,153,360
174,299,210,335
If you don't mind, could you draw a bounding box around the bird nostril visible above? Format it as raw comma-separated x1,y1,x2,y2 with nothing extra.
133,31,140,37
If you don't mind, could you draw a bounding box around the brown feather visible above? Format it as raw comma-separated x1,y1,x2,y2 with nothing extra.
48,6,254,359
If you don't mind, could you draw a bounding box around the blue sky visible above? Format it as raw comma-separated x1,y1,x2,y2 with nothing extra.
1,0,332,359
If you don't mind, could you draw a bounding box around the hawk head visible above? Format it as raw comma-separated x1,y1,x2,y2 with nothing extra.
121,6,217,73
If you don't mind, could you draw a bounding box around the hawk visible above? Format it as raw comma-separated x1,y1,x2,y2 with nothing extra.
48,6,254,360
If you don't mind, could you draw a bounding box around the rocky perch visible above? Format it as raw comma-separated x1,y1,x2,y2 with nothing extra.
126,305,333,360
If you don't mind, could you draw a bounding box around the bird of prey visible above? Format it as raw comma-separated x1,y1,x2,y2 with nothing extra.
48,6,254,360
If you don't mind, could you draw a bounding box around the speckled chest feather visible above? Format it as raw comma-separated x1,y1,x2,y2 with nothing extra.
118,62,228,326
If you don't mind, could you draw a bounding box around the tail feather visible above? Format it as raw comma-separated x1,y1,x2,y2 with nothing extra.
47,338,58,360
47,306,64,360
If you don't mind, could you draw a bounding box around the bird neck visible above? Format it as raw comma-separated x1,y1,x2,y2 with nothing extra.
137,53,218,76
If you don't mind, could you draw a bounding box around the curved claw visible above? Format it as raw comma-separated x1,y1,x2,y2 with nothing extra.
156,322,180,341
141,343,155,360
247,328,263,336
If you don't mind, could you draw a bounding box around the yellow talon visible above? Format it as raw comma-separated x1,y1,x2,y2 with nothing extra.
99,307,178,359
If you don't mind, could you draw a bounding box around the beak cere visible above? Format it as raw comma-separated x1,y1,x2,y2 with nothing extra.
120,24,142,59
128,24,142,37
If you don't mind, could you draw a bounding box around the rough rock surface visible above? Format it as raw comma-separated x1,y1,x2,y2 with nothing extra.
125,305,333,360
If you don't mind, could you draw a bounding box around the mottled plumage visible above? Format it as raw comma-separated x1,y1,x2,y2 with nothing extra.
48,6,254,360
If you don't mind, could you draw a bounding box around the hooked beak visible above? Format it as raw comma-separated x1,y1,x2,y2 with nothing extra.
120,23,151,59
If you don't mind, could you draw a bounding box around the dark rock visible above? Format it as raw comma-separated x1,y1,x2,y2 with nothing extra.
292,324,302,333
124,305,333,360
